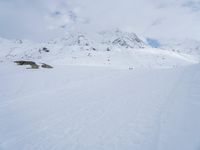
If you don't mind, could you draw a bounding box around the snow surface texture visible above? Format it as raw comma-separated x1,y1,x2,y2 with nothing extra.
0,63,200,150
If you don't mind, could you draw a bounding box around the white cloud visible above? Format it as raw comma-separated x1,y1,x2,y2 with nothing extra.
0,0,200,41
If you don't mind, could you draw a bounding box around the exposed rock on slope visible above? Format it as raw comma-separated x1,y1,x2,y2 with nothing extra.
99,30,146,49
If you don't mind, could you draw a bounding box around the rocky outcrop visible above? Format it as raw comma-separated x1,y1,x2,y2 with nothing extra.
14,61,39,69
14,61,53,69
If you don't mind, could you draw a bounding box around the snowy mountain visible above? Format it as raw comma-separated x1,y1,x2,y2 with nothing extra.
98,30,146,49
0,30,198,69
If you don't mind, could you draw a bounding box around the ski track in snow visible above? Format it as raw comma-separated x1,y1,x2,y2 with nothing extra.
0,64,200,150
157,65,200,150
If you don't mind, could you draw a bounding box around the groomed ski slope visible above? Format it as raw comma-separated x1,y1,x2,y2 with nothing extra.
0,63,200,150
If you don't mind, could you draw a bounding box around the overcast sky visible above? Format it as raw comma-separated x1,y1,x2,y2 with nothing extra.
0,0,200,41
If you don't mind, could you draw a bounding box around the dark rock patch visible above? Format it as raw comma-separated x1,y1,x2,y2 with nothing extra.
14,61,39,69
14,61,54,69
41,63,53,69
39,47,50,53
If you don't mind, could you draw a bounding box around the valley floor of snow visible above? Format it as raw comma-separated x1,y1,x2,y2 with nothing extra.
0,63,200,150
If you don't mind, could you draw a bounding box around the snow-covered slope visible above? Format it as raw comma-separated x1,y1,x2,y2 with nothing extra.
0,30,198,69
160,39,200,59
0,63,200,150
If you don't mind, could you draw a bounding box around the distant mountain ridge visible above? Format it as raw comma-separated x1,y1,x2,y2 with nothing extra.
159,39,200,59
0,30,197,69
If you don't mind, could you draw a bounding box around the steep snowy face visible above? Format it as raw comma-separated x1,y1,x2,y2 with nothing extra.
99,30,146,49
